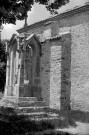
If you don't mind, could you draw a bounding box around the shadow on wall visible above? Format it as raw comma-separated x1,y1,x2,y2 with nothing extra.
70,109,89,123
60,33,71,111
40,40,51,105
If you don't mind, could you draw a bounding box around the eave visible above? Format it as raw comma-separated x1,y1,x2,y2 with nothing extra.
17,4,89,34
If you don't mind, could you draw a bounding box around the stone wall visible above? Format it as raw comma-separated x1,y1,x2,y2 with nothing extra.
58,10,89,111
71,23,89,112
50,39,61,109
40,33,71,110
19,6,89,112
58,20,89,112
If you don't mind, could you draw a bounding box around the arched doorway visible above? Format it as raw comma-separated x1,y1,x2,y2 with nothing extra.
24,35,42,100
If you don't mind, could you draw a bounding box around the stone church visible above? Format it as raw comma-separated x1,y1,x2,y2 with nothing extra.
3,3,89,112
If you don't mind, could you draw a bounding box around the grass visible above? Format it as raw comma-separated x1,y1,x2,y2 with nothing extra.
0,106,55,135
0,106,78,135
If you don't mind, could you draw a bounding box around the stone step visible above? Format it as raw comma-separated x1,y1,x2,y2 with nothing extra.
16,106,60,117
2,97,37,102
18,97,37,102
42,107,63,116
16,106,65,128
30,117,62,128
18,101,46,107
18,112,48,117
30,116,60,121
18,112,59,118
17,106,49,113
17,111,60,127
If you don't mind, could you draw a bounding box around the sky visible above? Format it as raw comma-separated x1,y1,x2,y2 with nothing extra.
1,0,89,40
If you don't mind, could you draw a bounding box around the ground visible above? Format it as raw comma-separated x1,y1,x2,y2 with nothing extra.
56,122,89,135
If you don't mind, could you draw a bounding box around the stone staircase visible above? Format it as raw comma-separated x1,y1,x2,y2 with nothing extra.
17,97,60,121
0,97,65,127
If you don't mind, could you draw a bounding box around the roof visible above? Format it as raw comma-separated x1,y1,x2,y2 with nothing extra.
17,4,89,34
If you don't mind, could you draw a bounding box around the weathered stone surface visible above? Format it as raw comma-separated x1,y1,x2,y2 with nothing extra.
71,23,89,111
4,4,89,112
40,40,51,105
50,42,61,109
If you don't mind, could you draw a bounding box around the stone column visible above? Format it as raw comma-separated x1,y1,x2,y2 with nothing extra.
13,51,16,96
9,48,14,96
24,49,27,81
17,49,25,97
24,50,27,96
4,53,10,97
6,56,10,86
14,51,19,97
15,37,20,97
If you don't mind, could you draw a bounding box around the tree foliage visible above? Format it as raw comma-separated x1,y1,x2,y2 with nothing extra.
0,41,6,92
0,0,69,25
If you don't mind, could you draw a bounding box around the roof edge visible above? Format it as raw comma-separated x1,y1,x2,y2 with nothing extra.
17,4,89,33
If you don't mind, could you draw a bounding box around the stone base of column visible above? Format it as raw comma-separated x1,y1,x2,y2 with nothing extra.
4,85,14,97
